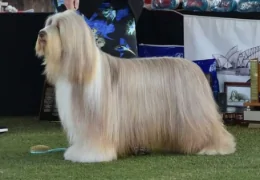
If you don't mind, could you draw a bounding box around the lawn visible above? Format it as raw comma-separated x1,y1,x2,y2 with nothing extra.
0,117,260,180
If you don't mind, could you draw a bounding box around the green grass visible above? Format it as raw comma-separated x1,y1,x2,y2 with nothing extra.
0,117,260,180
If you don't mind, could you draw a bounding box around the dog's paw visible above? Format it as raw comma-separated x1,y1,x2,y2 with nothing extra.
64,145,117,163
197,148,218,155
198,132,236,156
197,145,236,155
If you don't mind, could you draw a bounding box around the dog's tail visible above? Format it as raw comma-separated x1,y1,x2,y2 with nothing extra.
171,58,236,155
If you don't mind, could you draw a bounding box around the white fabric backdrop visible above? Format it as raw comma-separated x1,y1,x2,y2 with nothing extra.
183,15,260,92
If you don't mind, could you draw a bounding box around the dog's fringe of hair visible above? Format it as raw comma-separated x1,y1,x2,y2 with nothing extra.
35,10,236,162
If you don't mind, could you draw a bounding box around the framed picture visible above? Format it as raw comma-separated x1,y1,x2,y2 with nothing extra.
224,82,251,107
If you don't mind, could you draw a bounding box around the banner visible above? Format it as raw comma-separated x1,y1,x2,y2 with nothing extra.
183,15,260,92
138,44,184,57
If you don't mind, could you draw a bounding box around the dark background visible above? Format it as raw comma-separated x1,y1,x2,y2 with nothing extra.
0,9,183,116
1,9,258,116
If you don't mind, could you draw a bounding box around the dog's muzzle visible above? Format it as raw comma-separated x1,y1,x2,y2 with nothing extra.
38,30,47,45
38,30,46,38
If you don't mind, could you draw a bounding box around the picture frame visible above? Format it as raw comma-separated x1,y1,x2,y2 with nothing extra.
224,82,251,107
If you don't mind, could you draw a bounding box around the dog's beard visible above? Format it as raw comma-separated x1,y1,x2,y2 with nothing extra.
35,27,62,84
35,38,46,58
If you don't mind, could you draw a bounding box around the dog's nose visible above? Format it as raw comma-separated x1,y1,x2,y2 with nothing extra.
38,31,46,38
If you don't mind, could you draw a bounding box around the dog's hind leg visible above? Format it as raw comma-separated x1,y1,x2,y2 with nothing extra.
170,59,236,156
197,126,236,155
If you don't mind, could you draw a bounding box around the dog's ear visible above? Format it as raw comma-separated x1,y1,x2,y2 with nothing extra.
58,10,98,85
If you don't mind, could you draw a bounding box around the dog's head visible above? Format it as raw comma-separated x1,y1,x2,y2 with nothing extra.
35,10,98,85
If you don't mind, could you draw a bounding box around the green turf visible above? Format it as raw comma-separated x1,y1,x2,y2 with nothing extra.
0,117,260,180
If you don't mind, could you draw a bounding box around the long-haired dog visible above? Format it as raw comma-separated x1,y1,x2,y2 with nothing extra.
35,10,236,163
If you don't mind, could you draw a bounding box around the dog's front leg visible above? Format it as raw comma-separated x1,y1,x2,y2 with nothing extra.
63,119,118,164
64,138,117,163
